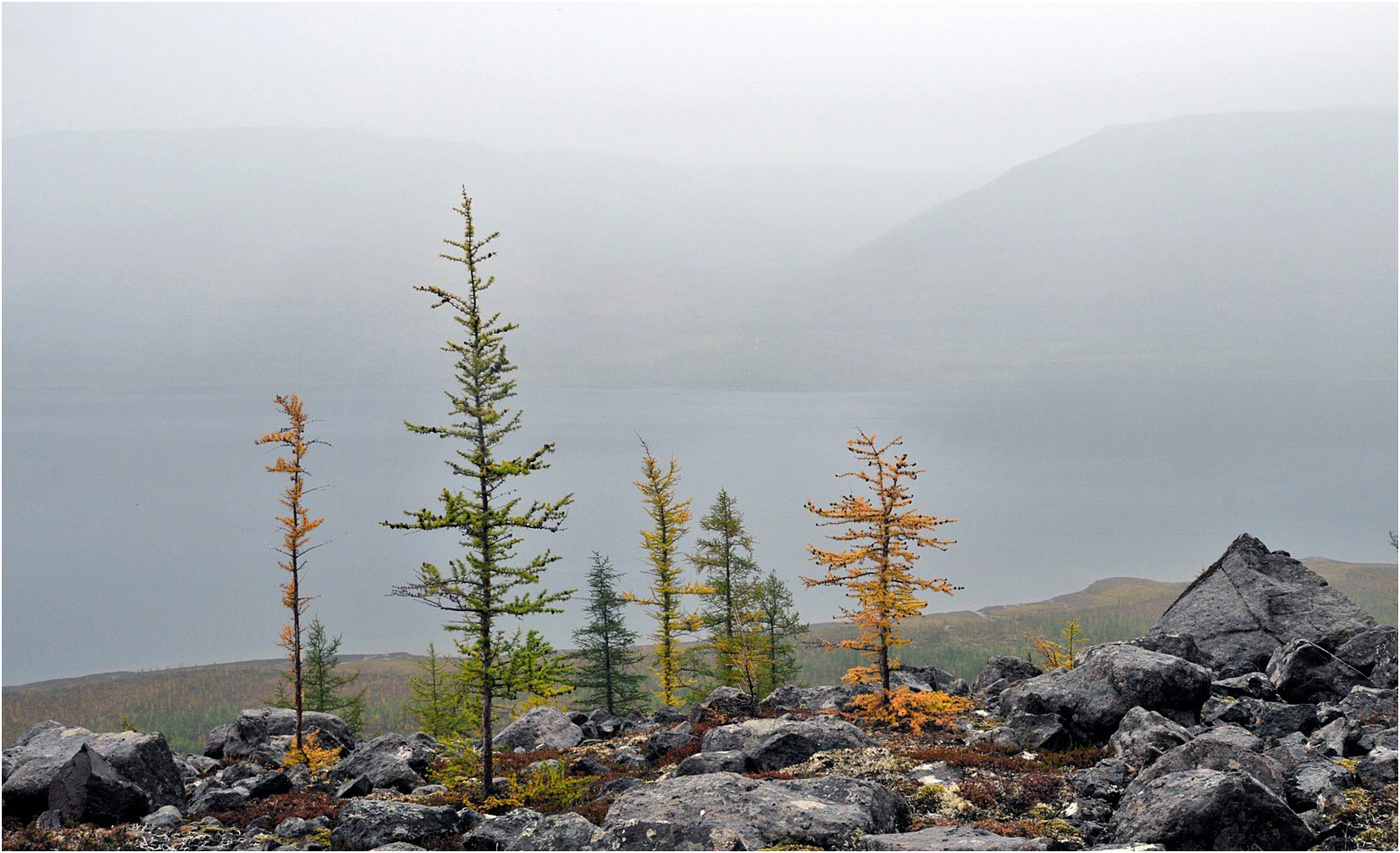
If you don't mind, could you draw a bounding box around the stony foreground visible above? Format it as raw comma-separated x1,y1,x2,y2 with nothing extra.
3,534,1397,850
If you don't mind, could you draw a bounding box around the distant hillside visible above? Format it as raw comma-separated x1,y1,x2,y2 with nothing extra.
713,108,1397,388
4,558,1392,754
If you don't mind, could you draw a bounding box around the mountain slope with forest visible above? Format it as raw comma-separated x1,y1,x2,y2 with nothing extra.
5,558,1391,755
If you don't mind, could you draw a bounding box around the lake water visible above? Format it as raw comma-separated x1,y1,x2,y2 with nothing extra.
4,375,1395,685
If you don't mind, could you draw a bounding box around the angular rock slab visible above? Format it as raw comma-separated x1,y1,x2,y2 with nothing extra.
47,743,150,826
1111,768,1314,850
597,772,908,850
1145,534,1377,677
330,799,461,850
998,642,1212,743
1267,638,1373,704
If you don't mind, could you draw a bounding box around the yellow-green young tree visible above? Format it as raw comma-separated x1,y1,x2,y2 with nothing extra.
802,431,958,699
627,442,705,708
692,490,764,695
256,393,326,757
385,187,574,792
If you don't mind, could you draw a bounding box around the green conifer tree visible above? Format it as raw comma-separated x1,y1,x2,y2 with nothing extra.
570,553,647,716
407,643,475,738
692,490,764,695
385,187,574,792
755,570,807,696
301,616,367,734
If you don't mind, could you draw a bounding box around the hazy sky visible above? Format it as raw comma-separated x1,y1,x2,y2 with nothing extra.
4,3,1395,171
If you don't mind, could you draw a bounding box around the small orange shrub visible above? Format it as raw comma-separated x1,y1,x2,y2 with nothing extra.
847,687,974,734
282,730,341,773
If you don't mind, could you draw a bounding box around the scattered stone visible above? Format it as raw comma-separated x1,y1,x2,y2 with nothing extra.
1066,757,1133,805
863,825,1052,850
1334,685,1398,725
1210,671,1279,701
642,721,696,762
674,750,748,776
244,770,292,799
462,807,599,851
1200,696,1319,741
567,755,612,776
972,656,1044,700
610,745,648,770
206,708,355,762
330,799,461,851
581,709,623,741
1355,748,1399,789
1334,626,1399,689
1108,707,1191,773
336,774,376,799
141,804,184,829
495,707,584,753
1125,726,1290,803
700,716,873,771
690,687,758,724
1130,633,1212,669
1307,716,1361,757
1110,769,1314,850
895,664,972,696
756,682,879,714
598,772,907,850
998,643,1212,743
1267,638,1373,704
1287,759,1357,811
330,732,440,794
1144,534,1376,677
276,815,330,839
187,778,249,814
997,712,1073,751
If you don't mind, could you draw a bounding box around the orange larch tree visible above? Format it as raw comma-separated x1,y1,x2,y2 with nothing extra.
801,431,958,700
256,393,326,756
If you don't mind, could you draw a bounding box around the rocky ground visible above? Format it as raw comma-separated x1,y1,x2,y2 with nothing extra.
3,534,1397,851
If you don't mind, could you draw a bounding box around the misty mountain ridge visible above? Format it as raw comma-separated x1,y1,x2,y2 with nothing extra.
716,108,1397,387
5,108,1392,391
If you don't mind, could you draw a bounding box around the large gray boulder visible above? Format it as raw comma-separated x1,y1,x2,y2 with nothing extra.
699,717,874,771
330,732,440,793
495,706,584,752
205,707,355,761
1201,695,1320,741
642,721,697,762
2,722,186,819
596,772,908,850
1111,769,1314,849
894,664,971,696
1145,534,1377,677
998,642,1212,743
330,799,461,850
47,744,150,826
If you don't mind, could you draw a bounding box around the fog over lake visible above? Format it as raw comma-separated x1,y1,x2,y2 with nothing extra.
4,4,1395,688
5,373,1393,686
